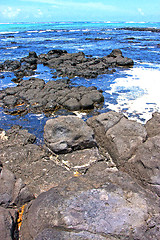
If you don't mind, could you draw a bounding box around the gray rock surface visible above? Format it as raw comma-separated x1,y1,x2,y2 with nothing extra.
44,116,97,154
20,167,160,240
87,111,160,197
34,228,111,240
1,111,160,240
0,125,73,197
87,111,147,166
126,135,160,196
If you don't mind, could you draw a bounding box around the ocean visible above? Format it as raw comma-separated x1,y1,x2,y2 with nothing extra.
0,21,160,143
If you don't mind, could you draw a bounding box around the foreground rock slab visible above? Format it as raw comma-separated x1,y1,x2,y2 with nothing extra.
20,168,160,240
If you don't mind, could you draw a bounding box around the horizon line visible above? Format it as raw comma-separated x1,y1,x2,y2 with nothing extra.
1,20,160,25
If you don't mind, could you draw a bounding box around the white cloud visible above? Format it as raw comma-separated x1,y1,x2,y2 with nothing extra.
1,7,21,18
138,8,144,16
21,0,116,11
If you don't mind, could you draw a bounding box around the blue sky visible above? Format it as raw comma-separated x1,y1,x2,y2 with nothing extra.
0,0,160,23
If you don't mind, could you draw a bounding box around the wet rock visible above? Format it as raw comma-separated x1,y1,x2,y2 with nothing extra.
0,60,21,72
0,74,5,79
3,95,19,108
63,97,81,111
107,49,123,58
20,169,160,240
44,116,97,154
116,56,134,66
14,62,36,78
43,49,134,78
0,77,104,115
0,207,18,240
106,49,134,66
21,51,38,65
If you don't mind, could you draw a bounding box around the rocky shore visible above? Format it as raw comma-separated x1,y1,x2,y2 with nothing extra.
0,49,134,80
0,111,160,240
0,49,134,115
117,27,160,32
0,48,159,239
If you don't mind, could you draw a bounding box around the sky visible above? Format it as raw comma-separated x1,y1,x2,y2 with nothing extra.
0,0,160,23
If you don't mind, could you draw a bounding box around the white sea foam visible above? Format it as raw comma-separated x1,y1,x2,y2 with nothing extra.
69,29,81,32
6,46,19,49
26,30,38,33
105,66,160,122
39,29,54,33
0,31,19,34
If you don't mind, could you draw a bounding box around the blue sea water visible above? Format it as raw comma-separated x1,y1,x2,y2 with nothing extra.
0,21,160,142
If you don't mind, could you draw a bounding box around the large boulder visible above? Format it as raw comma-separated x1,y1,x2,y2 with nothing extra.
87,111,147,166
44,116,97,154
20,166,160,240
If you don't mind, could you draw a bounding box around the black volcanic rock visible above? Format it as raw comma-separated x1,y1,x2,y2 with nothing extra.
0,77,104,115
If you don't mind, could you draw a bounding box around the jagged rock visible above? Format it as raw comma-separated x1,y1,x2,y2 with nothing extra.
44,116,97,154
0,60,21,72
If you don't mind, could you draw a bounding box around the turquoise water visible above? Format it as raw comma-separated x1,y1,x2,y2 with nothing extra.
0,21,160,142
